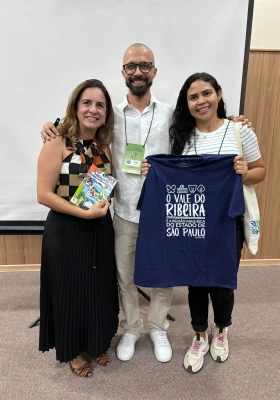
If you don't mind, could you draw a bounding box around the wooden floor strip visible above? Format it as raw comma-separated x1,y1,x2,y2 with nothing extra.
1,260,280,272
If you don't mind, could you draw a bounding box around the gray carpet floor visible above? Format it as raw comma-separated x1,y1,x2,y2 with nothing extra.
0,267,280,400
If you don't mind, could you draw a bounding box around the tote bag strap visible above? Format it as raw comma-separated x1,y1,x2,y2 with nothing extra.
233,122,243,155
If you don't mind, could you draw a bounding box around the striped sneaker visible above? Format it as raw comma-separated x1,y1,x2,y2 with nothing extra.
183,332,209,373
210,324,229,363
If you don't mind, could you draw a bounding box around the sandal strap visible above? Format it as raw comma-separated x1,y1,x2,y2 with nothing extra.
70,361,92,377
94,352,109,366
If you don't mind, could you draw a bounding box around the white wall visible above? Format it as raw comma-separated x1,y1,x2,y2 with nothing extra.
251,0,280,49
0,0,251,222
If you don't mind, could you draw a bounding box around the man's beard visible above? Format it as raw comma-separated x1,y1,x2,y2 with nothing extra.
125,76,153,96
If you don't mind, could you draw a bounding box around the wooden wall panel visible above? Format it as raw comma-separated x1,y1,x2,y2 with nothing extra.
242,51,280,260
261,65,280,259
275,90,280,257
255,53,280,171
255,52,279,259
243,52,264,129
1,51,280,266
23,235,42,264
0,236,7,264
4,235,25,264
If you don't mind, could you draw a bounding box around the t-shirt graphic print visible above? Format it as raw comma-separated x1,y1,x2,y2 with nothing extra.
134,154,245,290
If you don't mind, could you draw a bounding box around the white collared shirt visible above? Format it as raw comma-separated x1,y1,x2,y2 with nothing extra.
112,95,173,223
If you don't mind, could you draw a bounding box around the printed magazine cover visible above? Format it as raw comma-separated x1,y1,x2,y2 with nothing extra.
70,164,117,210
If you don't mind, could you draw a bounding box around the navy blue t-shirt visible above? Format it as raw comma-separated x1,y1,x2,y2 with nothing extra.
134,154,245,290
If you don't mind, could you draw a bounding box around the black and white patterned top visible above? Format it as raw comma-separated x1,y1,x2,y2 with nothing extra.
55,137,111,201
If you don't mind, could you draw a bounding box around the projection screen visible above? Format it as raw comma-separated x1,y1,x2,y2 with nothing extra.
0,0,254,231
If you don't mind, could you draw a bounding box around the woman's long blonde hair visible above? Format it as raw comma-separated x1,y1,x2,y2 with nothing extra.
58,79,114,145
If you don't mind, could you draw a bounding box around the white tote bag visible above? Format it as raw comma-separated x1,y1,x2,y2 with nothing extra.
233,122,260,255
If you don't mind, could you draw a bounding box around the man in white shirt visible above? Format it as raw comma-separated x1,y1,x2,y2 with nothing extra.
112,43,174,363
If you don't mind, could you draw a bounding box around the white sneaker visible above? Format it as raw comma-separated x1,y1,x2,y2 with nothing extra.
183,333,209,373
210,324,229,363
116,332,140,361
150,331,172,362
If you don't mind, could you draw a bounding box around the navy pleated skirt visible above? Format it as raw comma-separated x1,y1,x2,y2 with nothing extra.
39,210,119,363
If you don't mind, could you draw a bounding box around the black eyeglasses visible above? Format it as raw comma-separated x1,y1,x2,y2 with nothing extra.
123,62,154,75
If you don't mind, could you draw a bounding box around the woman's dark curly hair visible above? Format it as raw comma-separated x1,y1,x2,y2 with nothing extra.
170,72,227,154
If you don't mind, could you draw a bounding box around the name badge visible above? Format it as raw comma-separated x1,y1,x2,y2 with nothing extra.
121,143,145,175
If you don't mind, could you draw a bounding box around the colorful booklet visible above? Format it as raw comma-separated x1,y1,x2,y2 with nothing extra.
70,164,117,210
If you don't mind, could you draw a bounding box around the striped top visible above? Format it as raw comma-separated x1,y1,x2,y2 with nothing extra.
183,119,261,163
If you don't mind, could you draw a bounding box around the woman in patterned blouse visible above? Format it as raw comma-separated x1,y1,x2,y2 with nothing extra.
37,79,119,377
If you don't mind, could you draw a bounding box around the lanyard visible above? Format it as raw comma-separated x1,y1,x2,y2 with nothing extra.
194,120,230,155
124,103,155,147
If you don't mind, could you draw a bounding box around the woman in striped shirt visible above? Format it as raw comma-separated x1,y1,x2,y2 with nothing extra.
142,72,266,374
